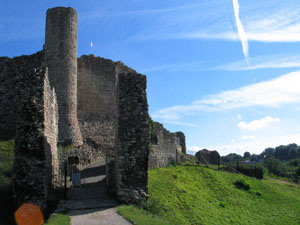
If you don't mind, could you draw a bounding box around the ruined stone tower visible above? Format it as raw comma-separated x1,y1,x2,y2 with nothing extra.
0,6,187,211
44,7,82,146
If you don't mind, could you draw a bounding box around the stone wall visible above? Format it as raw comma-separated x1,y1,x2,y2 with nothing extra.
77,55,119,187
116,72,149,202
44,7,82,146
175,132,186,154
12,67,58,212
0,51,44,140
149,122,185,169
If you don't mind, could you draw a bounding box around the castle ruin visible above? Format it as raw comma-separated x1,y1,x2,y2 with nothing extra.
0,7,186,212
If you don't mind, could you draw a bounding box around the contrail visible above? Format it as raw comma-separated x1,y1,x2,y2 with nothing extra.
232,0,248,59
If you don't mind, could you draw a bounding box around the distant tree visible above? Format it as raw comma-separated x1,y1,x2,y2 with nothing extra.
274,145,289,161
263,156,281,175
243,152,251,158
261,147,275,157
288,148,298,160
297,147,300,158
289,159,300,167
296,166,300,177
250,154,259,162
221,153,242,163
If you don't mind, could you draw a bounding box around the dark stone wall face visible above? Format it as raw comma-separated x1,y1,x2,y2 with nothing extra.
44,7,82,146
116,72,149,202
0,52,44,140
149,122,182,169
175,132,186,154
77,55,119,187
195,149,220,165
12,68,58,212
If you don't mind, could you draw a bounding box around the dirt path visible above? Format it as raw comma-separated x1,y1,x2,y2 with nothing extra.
56,161,132,225
268,177,299,187
69,208,131,225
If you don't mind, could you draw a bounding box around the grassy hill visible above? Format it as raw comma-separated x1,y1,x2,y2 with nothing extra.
118,165,300,225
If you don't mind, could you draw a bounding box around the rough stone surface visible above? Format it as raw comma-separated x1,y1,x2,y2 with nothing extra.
77,55,119,188
116,72,149,202
195,149,220,166
149,122,184,169
12,68,58,212
0,51,44,140
44,7,82,146
175,132,186,154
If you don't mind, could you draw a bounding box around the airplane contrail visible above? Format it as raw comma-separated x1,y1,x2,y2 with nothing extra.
232,0,249,59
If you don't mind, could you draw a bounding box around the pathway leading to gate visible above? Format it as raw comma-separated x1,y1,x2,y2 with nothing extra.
56,160,132,225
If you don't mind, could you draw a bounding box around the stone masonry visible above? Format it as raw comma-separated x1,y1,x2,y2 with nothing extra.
0,6,187,210
149,122,186,169
44,7,82,146
12,68,58,212
116,72,149,201
0,51,44,140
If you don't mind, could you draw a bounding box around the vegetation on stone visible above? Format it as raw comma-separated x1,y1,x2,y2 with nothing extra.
118,165,300,225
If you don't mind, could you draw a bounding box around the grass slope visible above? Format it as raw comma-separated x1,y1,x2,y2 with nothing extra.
118,165,300,225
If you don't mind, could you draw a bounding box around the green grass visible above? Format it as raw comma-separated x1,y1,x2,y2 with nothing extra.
118,205,172,225
118,165,300,225
44,213,70,225
0,139,14,186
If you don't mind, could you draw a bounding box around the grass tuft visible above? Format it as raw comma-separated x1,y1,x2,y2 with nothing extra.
233,178,250,191
44,213,70,225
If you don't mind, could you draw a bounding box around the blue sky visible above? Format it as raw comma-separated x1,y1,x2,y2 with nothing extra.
2,0,300,156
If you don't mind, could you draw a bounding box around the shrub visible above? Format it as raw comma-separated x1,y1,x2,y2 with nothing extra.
233,178,250,191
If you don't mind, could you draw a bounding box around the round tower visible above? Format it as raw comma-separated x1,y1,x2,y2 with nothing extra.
44,7,82,146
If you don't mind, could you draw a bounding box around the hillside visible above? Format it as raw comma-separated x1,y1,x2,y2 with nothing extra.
119,165,300,225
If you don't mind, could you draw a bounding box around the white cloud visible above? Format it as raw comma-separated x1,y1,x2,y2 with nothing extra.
215,132,300,156
241,135,256,140
163,120,199,127
232,0,249,59
152,71,300,120
131,0,300,43
237,114,242,120
187,146,201,155
139,60,205,73
215,54,300,71
238,116,280,130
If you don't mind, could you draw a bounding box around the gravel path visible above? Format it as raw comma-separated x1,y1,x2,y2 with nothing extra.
56,160,132,225
69,208,132,225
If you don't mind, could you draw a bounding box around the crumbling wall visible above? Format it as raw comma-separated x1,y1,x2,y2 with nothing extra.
175,132,186,154
116,72,149,202
77,55,119,188
0,51,44,140
149,122,183,169
12,67,58,212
